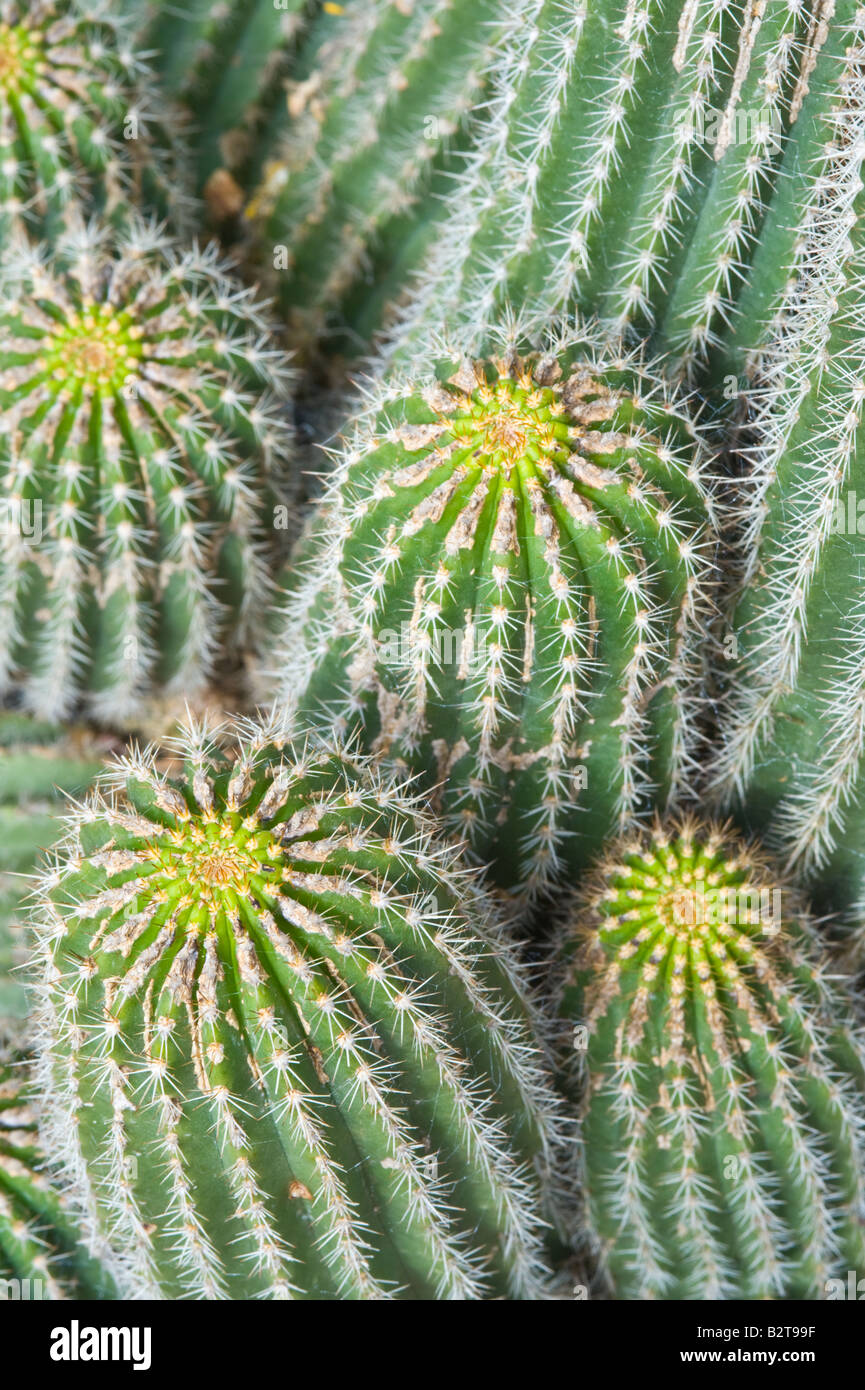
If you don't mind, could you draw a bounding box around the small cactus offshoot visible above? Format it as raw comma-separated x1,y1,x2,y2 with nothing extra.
0,218,292,723
32,712,559,1300
559,817,865,1299
269,333,716,901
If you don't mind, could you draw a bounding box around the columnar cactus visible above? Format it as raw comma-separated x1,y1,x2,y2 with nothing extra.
128,0,315,193
1,1055,114,1297
245,0,502,354
0,712,109,1036
558,817,865,1299
380,0,855,390
267,332,716,901
0,0,187,242
0,217,293,723
708,17,865,913
31,712,559,1299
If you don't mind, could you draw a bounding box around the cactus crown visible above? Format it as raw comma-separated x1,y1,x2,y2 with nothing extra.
273,332,715,899
33,713,558,1300
0,219,292,722
0,0,185,235
561,816,865,1300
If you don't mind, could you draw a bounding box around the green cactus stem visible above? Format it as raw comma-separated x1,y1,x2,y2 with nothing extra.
708,16,865,914
0,0,189,242
245,0,502,356
378,0,854,394
0,216,293,724
1,1054,114,1297
264,332,716,904
31,711,559,1299
129,0,315,193
558,816,865,1299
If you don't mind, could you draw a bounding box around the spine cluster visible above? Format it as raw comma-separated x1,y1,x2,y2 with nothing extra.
31,712,559,1300
268,333,715,902
559,817,865,1299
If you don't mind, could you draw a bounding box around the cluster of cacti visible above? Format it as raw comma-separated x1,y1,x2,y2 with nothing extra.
265,332,716,901
558,817,865,1299
0,0,862,1307
0,1052,114,1296
0,712,109,1038
31,712,559,1299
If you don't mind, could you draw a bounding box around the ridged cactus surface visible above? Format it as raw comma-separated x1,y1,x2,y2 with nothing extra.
0,218,292,723
709,19,865,913
32,713,558,1299
0,713,108,1036
268,334,715,900
559,818,865,1299
245,0,500,354
128,0,315,193
1,1056,113,1297
0,0,186,241
379,0,855,390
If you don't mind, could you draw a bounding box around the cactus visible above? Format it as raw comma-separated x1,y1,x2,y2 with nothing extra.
127,0,316,195
1,1054,114,1297
0,216,293,724
376,0,855,392
0,0,188,243
707,15,865,915
558,816,865,1299
244,0,503,357
0,712,110,1037
31,711,559,1299
265,330,716,902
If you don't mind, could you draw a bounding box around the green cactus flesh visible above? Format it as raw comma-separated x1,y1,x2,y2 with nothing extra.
374,0,856,395
268,336,715,901
32,713,559,1299
559,818,865,1299
246,0,501,352
0,0,187,242
1,1057,114,1297
0,218,292,724
130,0,313,190
709,17,865,915
0,712,108,1035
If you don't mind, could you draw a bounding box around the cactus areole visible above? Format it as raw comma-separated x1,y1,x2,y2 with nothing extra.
560,818,865,1300
32,715,557,1300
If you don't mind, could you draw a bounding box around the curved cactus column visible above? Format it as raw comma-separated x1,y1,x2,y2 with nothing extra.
31,712,559,1299
1,1056,114,1297
0,713,110,1038
266,332,716,903
708,20,865,915
244,0,503,357
381,0,853,393
0,218,293,724
128,0,316,194
0,0,190,243
558,817,865,1299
